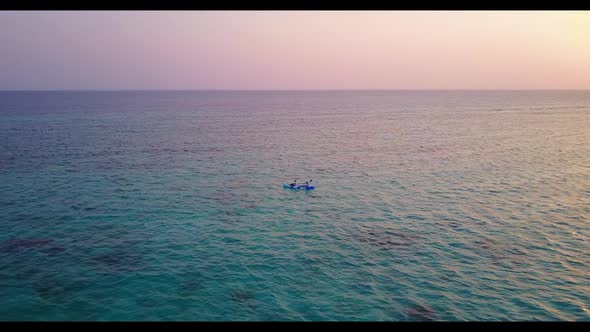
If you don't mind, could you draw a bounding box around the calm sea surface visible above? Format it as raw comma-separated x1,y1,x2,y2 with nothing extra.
0,91,588,321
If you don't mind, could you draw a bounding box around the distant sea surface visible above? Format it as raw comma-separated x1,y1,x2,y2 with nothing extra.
0,91,588,321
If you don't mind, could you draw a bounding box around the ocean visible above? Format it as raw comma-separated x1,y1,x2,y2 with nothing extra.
0,90,588,321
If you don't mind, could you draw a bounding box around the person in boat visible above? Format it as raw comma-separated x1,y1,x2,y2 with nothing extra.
300,179,312,188
289,179,298,188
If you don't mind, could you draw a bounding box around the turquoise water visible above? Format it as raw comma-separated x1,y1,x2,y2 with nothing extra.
0,91,588,321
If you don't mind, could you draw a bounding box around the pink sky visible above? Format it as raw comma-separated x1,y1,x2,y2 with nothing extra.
1,11,589,90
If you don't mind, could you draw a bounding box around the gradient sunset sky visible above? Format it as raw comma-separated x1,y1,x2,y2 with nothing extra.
1,11,589,90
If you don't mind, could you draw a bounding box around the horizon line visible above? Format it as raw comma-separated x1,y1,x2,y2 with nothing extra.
2,88,590,92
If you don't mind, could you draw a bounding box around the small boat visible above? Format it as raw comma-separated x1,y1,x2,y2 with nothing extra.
283,183,315,190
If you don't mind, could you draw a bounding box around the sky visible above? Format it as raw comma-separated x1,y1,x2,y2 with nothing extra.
0,11,589,90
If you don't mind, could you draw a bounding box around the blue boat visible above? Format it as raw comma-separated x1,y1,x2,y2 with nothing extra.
283,183,315,190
